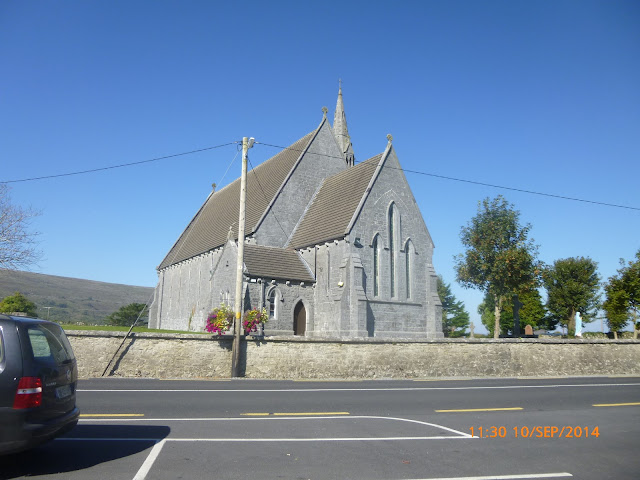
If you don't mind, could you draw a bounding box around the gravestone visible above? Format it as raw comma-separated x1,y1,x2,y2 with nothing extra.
524,324,533,336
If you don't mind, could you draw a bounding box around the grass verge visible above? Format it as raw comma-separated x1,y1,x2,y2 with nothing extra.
60,324,208,335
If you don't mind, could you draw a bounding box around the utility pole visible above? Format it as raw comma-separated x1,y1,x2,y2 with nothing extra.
231,137,254,377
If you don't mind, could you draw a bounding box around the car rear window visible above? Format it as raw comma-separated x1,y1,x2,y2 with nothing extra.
27,324,75,365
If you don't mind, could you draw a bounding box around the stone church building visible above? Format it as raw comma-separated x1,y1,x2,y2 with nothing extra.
149,89,443,339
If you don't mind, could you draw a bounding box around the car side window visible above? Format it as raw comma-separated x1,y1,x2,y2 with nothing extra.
27,325,74,365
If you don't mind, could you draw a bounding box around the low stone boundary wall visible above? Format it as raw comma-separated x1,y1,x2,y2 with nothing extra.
66,331,640,379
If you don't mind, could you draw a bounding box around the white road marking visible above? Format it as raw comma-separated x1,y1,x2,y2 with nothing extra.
56,438,160,442
77,382,640,393
78,414,473,438
60,436,473,442
398,474,572,480
132,439,166,480
166,436,471,442
55,437,573,480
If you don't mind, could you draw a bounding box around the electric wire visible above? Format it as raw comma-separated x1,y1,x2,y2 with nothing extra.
256,142,346,162
215,146,241,191
385,165,640,211
255,142,640,212
101,144,241,376
247,156,290,240
2,139,637,212
0,142,238,184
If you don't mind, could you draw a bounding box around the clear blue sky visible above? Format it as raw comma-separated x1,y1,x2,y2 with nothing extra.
1,1,638,333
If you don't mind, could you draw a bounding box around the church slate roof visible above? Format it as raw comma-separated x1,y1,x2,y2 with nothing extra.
158,130,317,270
288,153,383,249
243,245,315,282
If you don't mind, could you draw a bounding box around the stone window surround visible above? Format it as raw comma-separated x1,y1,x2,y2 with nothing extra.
267,287,282,320
404,238,413,299
372,233,382,297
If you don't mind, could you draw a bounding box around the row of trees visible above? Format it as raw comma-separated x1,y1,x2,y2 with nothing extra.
603,252,640,336
451,196,639,339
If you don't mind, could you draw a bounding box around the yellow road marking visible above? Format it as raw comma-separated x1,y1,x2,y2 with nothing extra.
80,414,145,417
414,378,471,382
593,402,640,407
293,379,362,382
273,412,350,416
158,378,231,381
241,412,350,416
436,407,523,413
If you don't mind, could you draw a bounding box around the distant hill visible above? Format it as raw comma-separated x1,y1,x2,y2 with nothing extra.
0,270,154,325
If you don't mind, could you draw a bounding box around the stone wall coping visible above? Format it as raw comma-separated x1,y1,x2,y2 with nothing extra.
64,330,639,345
64,330,219,342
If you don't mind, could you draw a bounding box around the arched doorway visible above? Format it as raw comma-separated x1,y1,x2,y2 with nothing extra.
294,301,306,336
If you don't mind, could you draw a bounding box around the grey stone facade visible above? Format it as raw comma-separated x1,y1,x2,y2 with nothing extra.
149,90,443,339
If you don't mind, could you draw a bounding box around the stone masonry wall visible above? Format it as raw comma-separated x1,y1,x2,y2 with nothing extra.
346,147,442,338
255,120,346,248
66,331,640,379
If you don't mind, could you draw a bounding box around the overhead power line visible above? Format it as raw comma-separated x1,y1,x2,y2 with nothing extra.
2,139,637,212
247,156,290,240
388,166,640,212
256,143,640,212
0,142,238,184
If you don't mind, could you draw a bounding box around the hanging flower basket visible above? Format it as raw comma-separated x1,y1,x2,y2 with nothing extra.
205,304,234,335
242,307,268,335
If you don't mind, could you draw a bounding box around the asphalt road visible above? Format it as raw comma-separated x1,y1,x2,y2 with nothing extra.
1,376,639,480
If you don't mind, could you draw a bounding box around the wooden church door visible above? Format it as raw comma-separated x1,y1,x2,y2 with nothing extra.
294,301,306,336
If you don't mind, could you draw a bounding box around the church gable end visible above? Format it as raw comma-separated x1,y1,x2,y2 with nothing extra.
345,143,441,338
253,118,347,248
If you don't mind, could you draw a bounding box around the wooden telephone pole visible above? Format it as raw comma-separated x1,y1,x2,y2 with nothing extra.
231,137,253,377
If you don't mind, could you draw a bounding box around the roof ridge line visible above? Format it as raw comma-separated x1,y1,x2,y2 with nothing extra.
284,179,326,249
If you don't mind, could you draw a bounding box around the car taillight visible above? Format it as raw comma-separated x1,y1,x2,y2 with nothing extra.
13,377,43,409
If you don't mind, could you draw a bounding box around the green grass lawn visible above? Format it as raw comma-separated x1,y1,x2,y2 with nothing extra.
60,324,209,335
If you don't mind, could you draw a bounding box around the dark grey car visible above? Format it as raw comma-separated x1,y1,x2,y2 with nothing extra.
0,315,79,454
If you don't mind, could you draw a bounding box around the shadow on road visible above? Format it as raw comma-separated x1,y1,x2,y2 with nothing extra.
0,424,170,480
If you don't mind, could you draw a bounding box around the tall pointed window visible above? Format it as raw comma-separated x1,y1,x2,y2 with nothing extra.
388,205,396,297
372,235,380,297
267,288,278,319
405,240,413,299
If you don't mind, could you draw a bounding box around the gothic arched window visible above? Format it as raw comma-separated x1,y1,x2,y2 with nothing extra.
372,234,381,297
267,288,279,319
388,204,397,297
405,239,413,299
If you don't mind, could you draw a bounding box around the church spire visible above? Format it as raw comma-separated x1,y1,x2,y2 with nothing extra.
333,80,355,167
